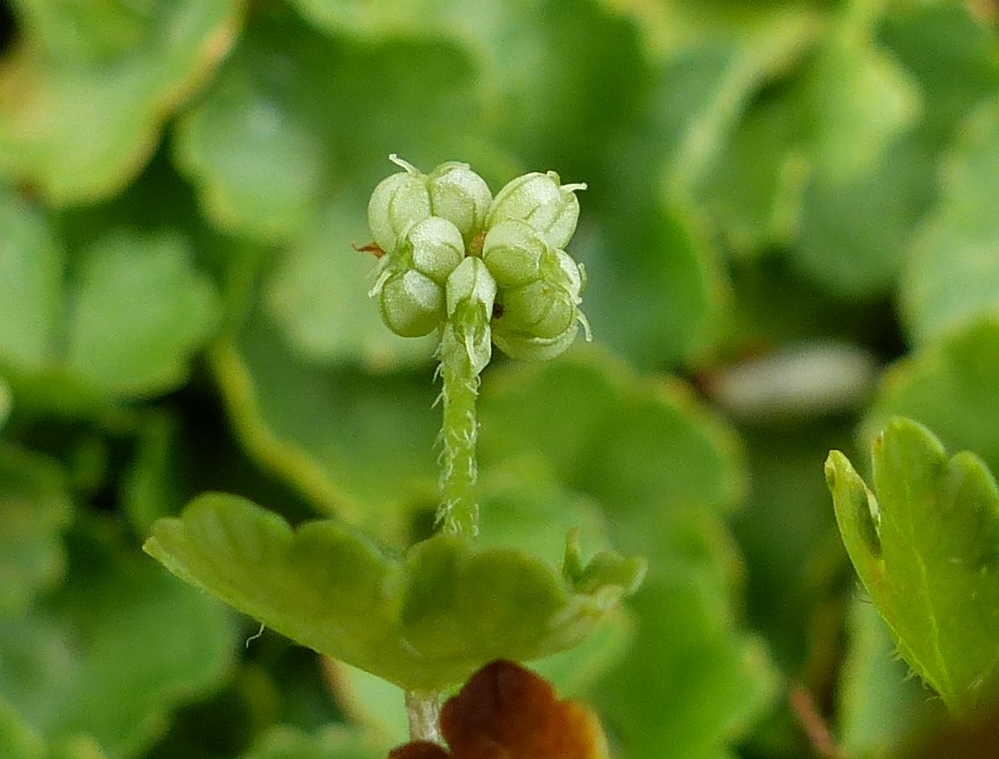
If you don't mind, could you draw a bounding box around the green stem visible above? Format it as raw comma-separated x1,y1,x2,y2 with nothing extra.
437,331,480,537
405,690,442,743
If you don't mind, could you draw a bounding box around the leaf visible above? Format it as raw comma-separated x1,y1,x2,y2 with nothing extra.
208,312,439,522
237,725,387,759
389,660,609,759
826,417,999,712
0,444,72,615
479,346,748,537
0,188,222,407
836,596,938,758
175,3,480,247
0,526,237,757
900,98,999,344
144,492,645,693
480,346,775,757
66,229,221,396
0,1,243,204
862,318,999,477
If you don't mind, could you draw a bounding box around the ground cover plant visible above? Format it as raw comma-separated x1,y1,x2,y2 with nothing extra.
1,1,999,757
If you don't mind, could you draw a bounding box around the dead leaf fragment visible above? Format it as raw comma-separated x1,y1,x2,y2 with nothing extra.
390,660,609,759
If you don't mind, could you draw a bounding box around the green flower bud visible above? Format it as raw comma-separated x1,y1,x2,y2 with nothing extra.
367,156,432,254
446,256,497,320
427,162,492,245
379,269,444,338
492,322,580,362
481,220,546,288
499,280,576,339
445,257,497,376
405,216,465,284
485,171,586,250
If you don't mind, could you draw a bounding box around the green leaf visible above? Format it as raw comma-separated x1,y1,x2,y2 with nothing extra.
480,346,747,539
0,189,221,407
862,318,999,477
0,444,72,616
837,596,938,758
826,417,999,712
237,725,387,759
0,699,45,759
175,4,480,247
594,517,780,759
901,98,999,344
0,1,243,204
144,492,645,692
0,527,237,757
66,230,221,396
480,347,776,757
209,312,439,524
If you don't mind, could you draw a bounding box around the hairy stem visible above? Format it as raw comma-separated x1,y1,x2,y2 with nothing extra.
437,330,480,537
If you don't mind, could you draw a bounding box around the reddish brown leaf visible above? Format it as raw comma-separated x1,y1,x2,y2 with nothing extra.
389,741,450,759
390,660,609,759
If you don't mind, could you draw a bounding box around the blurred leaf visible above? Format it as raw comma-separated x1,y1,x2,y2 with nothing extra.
826,417,999,712
175,5,479,246
0,698,45,759
0,186,62,373
237,725,387,759
837,597,938,759
0,0,243,204
0,526,237,758
0,189,221,407
66,230,221,396
263,195,436,369
594,514,780,759
695,93,808,256
863,318,999,476
0,444,72,616
209,311,438,525
901,98,999,345
145,492,645,693
479,349,777,757
480,347,747,536
801,20,920,187
789,0,999,298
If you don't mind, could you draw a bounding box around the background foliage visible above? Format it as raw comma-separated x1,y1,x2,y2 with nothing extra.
0,0,997,757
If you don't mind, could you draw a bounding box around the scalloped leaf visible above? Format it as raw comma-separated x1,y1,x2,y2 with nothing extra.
0,1,243,204
826,417,999,712
0,527,236,757
144,492,645,693
0,444,72,615
901,98,999,344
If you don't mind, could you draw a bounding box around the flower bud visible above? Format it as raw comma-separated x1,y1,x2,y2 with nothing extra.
367,157,432,254
405,216,465,284
486,171,586,250
481,220,546,288
427,162,492,245
379,269,444,337
492,322,580,362
500,280,576,339
446,256,497,320
445,257,497,376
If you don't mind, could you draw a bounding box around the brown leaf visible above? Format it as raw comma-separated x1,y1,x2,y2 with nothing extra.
390,660,609,759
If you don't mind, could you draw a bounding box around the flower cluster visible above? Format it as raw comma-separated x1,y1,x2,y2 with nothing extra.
367,155,589,363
